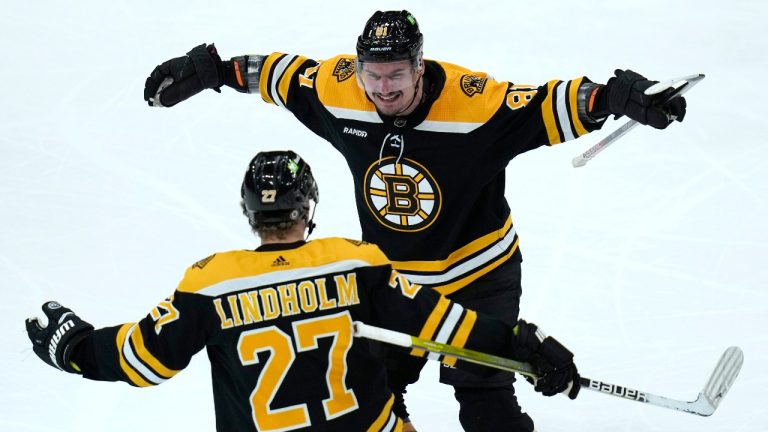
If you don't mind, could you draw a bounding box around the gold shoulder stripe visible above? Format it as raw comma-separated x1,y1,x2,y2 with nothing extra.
442,310,477,367
178,239,390,296
315,54,376,112
410,296,451,357
422,61,508,126
326,237,391,267
116,323,152,387
129,325,180,379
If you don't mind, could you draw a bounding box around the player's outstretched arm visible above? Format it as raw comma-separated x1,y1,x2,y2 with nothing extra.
25,301,94,373
144,43,261,107
512,319,581,399
588,69,687,129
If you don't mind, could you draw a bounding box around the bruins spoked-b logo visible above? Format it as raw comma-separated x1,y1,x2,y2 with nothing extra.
364,157,442,232
332,58,355,82
460,74,488,97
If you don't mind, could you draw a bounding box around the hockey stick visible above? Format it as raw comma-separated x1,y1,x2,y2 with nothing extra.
353,321,743,416
572,73,705,168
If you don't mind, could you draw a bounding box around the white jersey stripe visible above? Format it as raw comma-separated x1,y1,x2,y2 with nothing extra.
400,226,517,285
427,303,464,361
123,325,166,385
270,54,297,108
413,120,484,134
196,259,373,297
381,411,397,432
555,81,575,141
325,106,383,123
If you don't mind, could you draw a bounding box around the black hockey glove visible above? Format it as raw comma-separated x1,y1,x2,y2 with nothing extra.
26,301,94,373
592,69,687,129
144,43,228,107
512,320,580,399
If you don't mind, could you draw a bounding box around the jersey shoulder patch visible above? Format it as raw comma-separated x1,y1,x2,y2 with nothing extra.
193,254,216,269
424,60,509,126
317,237,390,267
315,54,374,112
178,250,252,294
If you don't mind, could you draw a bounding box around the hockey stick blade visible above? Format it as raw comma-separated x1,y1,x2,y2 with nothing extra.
580,346,743,416
572,73,705,168
695,346,744,415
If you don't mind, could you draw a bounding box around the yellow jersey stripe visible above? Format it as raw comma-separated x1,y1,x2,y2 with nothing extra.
179,239,390,295
116,323,152,387
277,55,308,106
434,237,520,296
367,394,395,432
410,296,450,356
130,325,180,379
541,80,561,144
569,77,588,136
442,310,477,367
394,417,403,432
391,216,512,272
188,258,375,297
259,53,284,105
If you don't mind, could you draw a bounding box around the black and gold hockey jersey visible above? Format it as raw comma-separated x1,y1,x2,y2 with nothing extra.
71,238,513,432
256,54,603,295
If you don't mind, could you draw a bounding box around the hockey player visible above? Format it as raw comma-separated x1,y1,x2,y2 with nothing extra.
142,10,686,432
25,151,579,432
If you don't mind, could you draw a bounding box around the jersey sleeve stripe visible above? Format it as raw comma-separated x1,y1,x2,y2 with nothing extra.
276,55,307,107
122,325,168,385
442,310,477,367
426,302,464,361
115,323,152,387
269,54,299,107
555,81,576,142
410,296,451,357
129,323,180,379
541,80,563,144
568,77,589,136
259,53,285,105
366,394,396,432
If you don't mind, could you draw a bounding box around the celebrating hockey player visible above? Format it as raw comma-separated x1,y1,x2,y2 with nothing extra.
142,10,687,432
25,151,579,432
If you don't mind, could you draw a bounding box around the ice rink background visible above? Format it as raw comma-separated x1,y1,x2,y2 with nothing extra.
2,0,766,430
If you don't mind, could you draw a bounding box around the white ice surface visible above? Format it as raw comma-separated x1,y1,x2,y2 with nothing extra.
2,1,766,431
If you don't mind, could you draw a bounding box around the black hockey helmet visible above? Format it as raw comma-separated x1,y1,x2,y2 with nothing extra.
241,151,319,231
356,10,423,63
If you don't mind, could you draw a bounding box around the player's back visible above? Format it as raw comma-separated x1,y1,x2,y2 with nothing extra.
178,237,401,432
